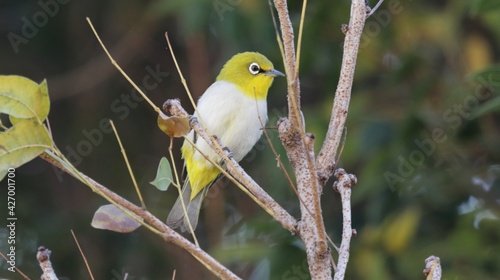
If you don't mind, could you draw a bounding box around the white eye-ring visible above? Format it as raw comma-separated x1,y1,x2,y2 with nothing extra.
249,62,261,75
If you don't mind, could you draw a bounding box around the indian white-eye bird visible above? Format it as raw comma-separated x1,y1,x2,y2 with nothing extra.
166,52,284,232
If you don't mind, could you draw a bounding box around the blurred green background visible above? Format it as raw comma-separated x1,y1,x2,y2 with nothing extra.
1,0,500,279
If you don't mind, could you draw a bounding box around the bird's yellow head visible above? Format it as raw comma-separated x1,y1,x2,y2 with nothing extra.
216,52,284,100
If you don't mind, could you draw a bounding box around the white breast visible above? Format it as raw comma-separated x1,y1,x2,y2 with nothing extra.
186,81,267,166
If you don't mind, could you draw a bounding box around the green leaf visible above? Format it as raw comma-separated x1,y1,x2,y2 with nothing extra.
471,95,500,119
91,204,142,233
150,157,174,191
0,119,53,171
470,0,500,15
0,75,50,123
466,66,500,89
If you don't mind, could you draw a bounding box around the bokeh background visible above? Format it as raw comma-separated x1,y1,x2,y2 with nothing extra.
1,0,500,279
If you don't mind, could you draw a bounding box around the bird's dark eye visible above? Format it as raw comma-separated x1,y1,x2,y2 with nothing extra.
249,62,260,75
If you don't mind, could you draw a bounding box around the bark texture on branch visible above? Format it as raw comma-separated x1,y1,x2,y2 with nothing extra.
37,247,58,280
316,0,367,185
333,169,357,280
277,117,330,279
423,256,442,280
40,152,241,280
273,0,367,279
273,0,332,278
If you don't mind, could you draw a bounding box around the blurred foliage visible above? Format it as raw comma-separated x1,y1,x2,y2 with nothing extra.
1,0,500,279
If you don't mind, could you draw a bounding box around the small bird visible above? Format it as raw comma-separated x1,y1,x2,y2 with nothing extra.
166,52,284,232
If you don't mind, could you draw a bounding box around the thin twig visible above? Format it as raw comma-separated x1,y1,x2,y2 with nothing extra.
323,128,348,259
326,234,340,253
167,138,199,244
167,139,182,190
261,126,291,182
164,33,215,239
37,247,58,280
164,33,247,200
295,0,308,77
44,149,163,236
40,152,242,280
110,120,146,209
256,102,317,221
0,251,31,279
268,0,286,68
254,97,297,196
71,230,95,280
164,33,236,177
44,146,220,275
332,169,357,280
86,18,161,114
164,33,198,114
366,0,385,18
424,256,442,280
329,252,337,273
87,21,199,242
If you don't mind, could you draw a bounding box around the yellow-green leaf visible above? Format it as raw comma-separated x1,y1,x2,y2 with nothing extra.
91,204,142,233
382,207,421,255
0,75,50,122
150,157,173,191
157,112,190,138
471,95,500,119
0,119,53,171
0,170,6,182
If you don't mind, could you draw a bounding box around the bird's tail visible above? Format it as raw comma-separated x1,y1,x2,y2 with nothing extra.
166,178,208,233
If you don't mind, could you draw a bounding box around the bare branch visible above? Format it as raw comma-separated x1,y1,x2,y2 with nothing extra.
273,0,296,88
39,153,241,280
316,0,367,183
0,251,30,279
423,256,442,280
37,247,58,280
332,169,357,279
272,1,333,278
71,230,95,280
366,0,385,18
